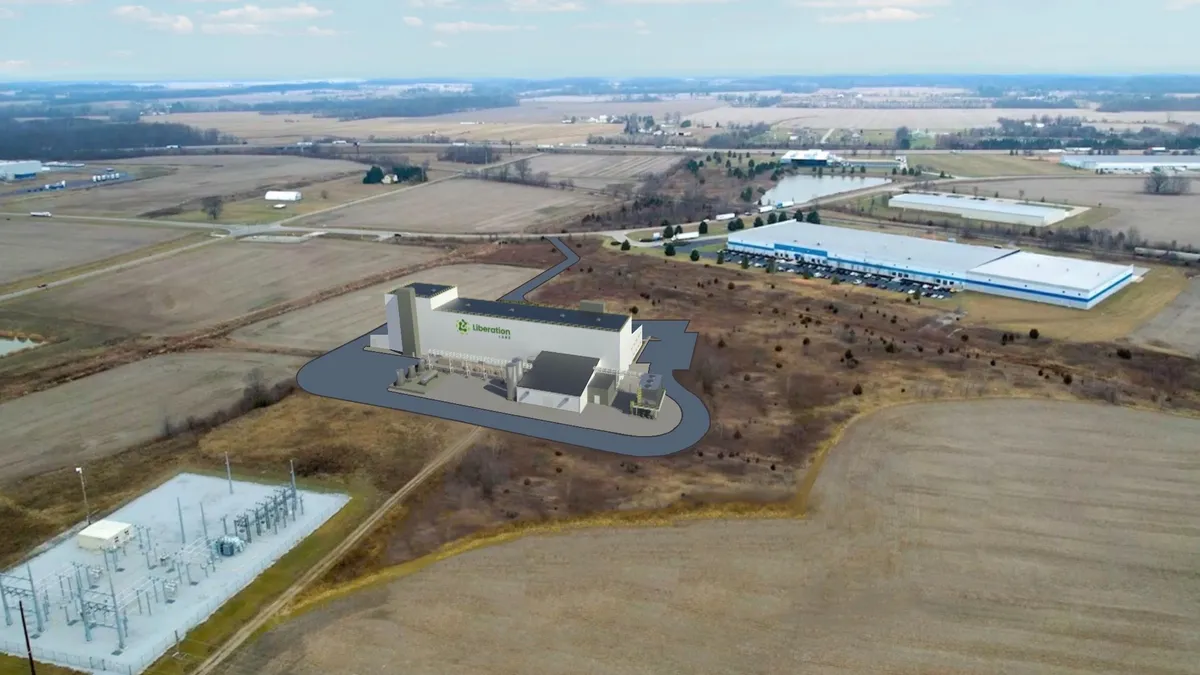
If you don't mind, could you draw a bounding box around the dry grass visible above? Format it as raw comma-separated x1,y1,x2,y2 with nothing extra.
167,175,416,225
303,179,612,233
950,264,1188,342
226,399,1200,675
524,154,682,190
0,217,190,285
1,239,436,335
232,263,540,352
913,153,1079,177
688,106,1200,129
1131,277,1200,356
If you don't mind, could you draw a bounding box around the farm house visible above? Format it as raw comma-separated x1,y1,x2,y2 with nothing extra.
727,221,1137,309
264,190,303,201
888,192,1071,227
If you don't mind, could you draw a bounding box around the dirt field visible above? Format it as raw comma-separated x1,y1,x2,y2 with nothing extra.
0,351,306,479
0,217,185,284
1132,278,1200,356
229,399,1200,675
304,179,611,233
3,239,435,335
913,153,1077,177
956,176,1200,247
688,106,1200,130
524,154,682,190
232,263,540,351
8,155,364,217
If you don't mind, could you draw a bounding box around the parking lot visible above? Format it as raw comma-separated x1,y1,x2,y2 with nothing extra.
717,248,958,300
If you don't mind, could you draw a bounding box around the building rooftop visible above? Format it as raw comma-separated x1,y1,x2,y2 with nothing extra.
518,351,600,397
438,297,629,331
1061,154,1200,165
731,221,1015,276
79,519,132,540
404,282,456,298
889,192,1070,219
968,251,1133,293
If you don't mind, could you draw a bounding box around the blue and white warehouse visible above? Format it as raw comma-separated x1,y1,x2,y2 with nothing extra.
728,221,1138,309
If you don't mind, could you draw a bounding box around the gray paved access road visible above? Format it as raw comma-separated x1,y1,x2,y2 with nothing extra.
297,236,711,456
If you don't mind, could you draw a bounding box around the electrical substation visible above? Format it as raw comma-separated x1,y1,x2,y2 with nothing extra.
0,471,349,675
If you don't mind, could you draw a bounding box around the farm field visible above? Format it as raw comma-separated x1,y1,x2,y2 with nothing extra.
230,399,1200,675
956,176,1200,247
233,263,540,352
687,106,1200,129
8,155,364,217
0,217,185,285
913,153,1078,177
0,351,306,479
2,240,436,335
1131,278,1200,356
524,154,682,190
305,179,612,233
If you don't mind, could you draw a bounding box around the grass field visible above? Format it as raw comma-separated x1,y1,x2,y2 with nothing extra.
913,153,1078,177
1,239,436,335
524,154,682,190
951,265,1188,342
232,263,540,352
304,179,612,233
956,176,1200,247
7,155,364,217
0,351,306,479
225,399,1200,675
167,174,426,225
1131,277,1200,356
0,216,187,285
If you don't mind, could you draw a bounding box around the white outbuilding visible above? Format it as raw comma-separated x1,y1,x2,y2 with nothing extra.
77,520,134,551
264,190,303,202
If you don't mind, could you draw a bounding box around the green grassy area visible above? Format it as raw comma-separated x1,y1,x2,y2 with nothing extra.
911,153,1078,177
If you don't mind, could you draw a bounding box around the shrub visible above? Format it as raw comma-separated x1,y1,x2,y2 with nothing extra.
690,249,700,262
664,243,676,257
1116,348,1132,360
961,334,969,342
728,282,735,290
620,240,631,251
774,345,783,352
1063,373,1073,385
852,383,863,396
629,306,638,314
717,337,726,348
802,337,811,346
1029,328,1039,339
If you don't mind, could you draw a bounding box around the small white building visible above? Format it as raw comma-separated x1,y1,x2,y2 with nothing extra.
264,190,303,202
77,520,134,551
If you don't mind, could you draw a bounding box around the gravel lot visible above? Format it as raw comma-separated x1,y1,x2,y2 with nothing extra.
956,176,1200,247
0,217,183,284
229,399,1200,675
1131,277,1200,356
4,240,435,335
305,179,611,233
233,263,540,351
0,351,306,479
12,155,364,217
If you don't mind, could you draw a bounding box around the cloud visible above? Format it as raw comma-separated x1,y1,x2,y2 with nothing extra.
0,59,29,71
0,7,14,18
305,25,339,35
113,6,195,33
1166,0,1200,8
433,21,532,33
409,0,458,6
110,49,135,58
820,7,928,22
576,18,650,33
431,39,448,47
796,0,947,6
633,17,649,33
607,0,732,4
200,21,272,34
208,3,331,23
507,0,584,10
403,15,423,25
0,0,87,4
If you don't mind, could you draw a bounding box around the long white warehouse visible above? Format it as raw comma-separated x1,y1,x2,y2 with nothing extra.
1059,154,1200,173
728,221,1137,309
889,192,1071,227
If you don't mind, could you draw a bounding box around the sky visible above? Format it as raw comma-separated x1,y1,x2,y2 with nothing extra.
1,0,1199,81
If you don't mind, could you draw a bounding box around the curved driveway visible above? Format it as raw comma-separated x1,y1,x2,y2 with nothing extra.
297,237,710,457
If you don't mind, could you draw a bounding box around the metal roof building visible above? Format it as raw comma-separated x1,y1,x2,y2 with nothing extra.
779,149,844,167
1059,154,1200,173
727,221,1136,309
889,192,1072,227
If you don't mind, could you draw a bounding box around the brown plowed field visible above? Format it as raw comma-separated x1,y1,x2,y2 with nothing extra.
305,179,611,233
0,351,306,479
3,240,435,335
0,217,183,284
525,154,681,190
11,155,364,217
230,400,1200,675
233,263,540,351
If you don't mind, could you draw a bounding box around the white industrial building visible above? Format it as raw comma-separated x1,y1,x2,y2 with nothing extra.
264,190,303,201
889,192,1072,227
727,221,1137,309
1059,154,1200,173
0,160,43,181
779,149,845,167
76,520,134,551
378,282,644,413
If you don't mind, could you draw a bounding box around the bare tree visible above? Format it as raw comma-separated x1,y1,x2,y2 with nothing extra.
513,157,532,182
1144,172,1192,195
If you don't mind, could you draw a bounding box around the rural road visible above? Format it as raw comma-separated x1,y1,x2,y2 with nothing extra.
191,425,485,675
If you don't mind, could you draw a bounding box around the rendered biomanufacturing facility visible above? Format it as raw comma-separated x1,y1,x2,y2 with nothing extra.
370,282,665,418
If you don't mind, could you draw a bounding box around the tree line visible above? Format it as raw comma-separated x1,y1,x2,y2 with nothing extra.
0,118,235,160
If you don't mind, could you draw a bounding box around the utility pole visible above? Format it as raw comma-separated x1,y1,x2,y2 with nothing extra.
75,467,90,525
18,600,36,675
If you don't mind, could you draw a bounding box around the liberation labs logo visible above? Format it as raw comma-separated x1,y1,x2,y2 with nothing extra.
456,318,511,340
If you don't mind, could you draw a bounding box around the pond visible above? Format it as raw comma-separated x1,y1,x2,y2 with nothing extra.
0,337,43,357
760,174,890,206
